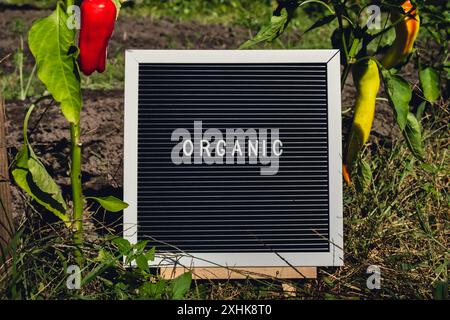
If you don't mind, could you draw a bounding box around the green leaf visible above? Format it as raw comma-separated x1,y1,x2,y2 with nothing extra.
239,8,289,49
12,105,68,224
95,248,116,264
28,3,82,124
112,237,132,255
382,69,411,131
403,113,424,161
87,196,128,212
133,240,149,254
28,155,65,203
135,254,149,273
145,246,156,261
415,100,427,120
419,66,440,103
171,272,192,299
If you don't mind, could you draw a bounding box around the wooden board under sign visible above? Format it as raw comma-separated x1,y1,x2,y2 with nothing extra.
160,266,317,280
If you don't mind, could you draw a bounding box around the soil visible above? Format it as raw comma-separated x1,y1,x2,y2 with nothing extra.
0,8,404,219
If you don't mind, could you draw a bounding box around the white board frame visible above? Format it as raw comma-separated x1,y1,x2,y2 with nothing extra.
124,50,343,267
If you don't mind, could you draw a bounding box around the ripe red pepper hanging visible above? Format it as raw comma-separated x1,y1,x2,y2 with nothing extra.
79,0,117,76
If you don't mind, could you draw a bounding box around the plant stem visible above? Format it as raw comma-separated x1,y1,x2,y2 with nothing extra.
19,36,24,100
23,64,37,101
341,39,360,88
64,0,83,265
70,123,83,265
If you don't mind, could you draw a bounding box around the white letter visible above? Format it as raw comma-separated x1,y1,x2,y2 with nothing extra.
183,140,194,157
248,140,258,157
216,140,226,157
261,140,267,157
232,140,243,157
273,139,283,156
200,139,211,157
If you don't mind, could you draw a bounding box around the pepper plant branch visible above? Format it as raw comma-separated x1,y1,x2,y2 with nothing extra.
66,0,84,263
70,123,83,264
336,11,349,64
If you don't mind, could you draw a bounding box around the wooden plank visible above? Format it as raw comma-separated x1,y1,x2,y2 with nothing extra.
160,266,317,280
0,97,14,256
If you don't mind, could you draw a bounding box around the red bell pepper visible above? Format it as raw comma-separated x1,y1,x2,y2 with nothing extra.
79,0,117,76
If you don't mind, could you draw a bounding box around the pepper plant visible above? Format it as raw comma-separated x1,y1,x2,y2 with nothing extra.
12,0,128,263
241,0,446,186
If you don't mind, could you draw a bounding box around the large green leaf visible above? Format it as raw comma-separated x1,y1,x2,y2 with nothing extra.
403,113,424,161
87,195,129,212
239,0,334,49
135,254,149,273
28,3,82,124
12,105,69,224
28,156,66,209
419,66,440,103
382,69,411,131
112,237,132,256
171,272,192,300
239,8,289,49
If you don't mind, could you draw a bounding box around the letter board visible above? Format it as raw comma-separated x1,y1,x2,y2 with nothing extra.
124,50,343,267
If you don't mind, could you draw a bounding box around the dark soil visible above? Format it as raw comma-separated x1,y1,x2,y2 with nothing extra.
1,8,405,218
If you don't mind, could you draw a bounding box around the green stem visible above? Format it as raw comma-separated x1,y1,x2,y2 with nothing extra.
70,123,83,265
341,64,351,89
65,0,83,265
19,36,24,100
341,37,361,88
337,13,349,64
23,64,37,101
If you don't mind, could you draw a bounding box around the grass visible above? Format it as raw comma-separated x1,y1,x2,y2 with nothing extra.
0,0,57,8
128,0,275,29
81,54,125,91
